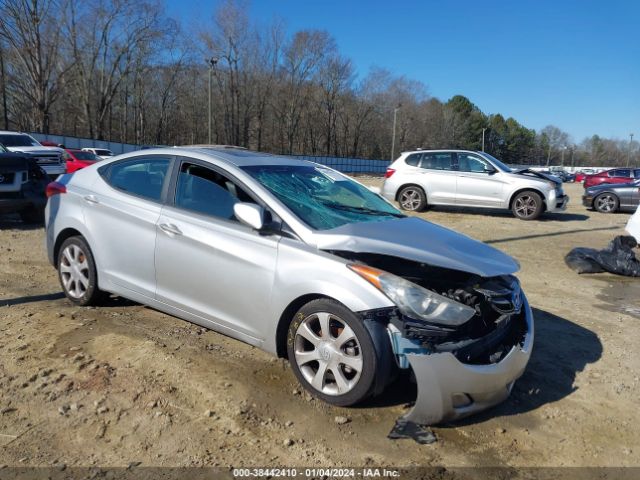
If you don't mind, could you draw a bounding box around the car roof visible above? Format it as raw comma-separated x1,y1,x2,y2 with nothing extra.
400,149,482,155
133,145,317,168
0,131,32,136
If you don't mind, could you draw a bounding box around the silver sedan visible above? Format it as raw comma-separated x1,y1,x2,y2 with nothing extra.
45,146,533,425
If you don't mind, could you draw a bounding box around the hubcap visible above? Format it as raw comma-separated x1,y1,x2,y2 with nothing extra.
59,245,90,299
293,312,363,396
596,195,616,212
514,195,537,217
400,189,421,210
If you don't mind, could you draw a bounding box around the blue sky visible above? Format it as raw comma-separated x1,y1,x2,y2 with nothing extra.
169,0,639,143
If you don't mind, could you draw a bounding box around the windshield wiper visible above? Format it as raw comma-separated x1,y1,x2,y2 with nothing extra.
320,201,405,218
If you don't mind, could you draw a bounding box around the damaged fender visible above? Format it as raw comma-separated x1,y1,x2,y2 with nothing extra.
402,296,534,425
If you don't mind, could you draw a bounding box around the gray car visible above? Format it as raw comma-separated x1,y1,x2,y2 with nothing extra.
45,146,533,425
583,180,640,213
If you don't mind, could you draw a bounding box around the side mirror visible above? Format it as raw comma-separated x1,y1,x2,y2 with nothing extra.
484,167,497,175
233,202,265,230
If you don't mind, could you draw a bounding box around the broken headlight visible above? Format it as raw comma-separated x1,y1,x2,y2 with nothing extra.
348,264,476,326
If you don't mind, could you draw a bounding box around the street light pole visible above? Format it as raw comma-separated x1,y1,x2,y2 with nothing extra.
561,145,567,166
628,133,634,167
481,128,486,152
391,105,400,161
207,57,218,144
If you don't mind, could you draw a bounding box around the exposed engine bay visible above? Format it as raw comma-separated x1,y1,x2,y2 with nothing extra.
329,251,528,366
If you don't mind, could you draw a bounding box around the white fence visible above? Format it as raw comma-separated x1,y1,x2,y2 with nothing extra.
27,132,611,174
29,132,140,155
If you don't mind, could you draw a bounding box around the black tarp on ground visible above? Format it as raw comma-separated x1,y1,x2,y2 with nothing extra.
565,235,640,276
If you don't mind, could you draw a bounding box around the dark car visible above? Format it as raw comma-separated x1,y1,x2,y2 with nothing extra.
0,144,49,223
556,171,575,182
583,168,640,189
582,180,640,213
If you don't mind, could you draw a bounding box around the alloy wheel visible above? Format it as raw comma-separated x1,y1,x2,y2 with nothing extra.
595,194,616,213
400,189,422,210
293,312,363,396
514,195,537,218
59,244,90,299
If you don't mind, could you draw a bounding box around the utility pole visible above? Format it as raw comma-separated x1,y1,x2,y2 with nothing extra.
207,57,218,144
481,128,486,152
391,105,401,161
628,133,634,167
570,145,575,168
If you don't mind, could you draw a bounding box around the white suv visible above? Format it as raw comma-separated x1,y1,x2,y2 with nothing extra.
81,147,114,160
381,150,569,220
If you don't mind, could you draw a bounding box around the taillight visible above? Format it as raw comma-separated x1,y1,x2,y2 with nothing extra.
385,168,396,178
46,182,66,197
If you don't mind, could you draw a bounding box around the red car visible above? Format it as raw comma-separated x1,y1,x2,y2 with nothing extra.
62,149,100,173
583,168,640,188
575,168,595,183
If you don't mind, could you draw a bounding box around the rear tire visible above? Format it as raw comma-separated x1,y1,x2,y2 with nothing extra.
286,298,379,406
398,186,427,212
512,191,543,220
57,236,105,306
594,193,619,213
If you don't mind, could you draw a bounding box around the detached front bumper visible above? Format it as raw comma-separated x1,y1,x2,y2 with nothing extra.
402,296,534,425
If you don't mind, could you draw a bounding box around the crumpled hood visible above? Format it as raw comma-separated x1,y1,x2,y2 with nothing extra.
314,217,519,277
511,168,561,186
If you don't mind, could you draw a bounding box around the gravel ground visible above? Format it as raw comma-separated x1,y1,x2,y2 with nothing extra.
0,182,638,471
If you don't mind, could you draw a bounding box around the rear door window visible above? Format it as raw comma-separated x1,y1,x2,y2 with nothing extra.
103,157,171,202
420,153,453,171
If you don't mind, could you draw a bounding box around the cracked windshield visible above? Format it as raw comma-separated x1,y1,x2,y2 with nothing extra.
242,165,404,230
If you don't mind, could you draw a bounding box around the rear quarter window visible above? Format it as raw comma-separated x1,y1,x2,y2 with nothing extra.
405,154,422,167
100,157,171,202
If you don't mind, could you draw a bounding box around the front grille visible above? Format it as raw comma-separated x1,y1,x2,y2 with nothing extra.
0,173,15,184
452,310,527,365
35,156,61,164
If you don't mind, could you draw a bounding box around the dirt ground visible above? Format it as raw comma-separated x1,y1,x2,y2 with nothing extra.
0,181,638,471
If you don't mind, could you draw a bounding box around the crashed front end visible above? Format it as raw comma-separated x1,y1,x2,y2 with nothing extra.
335,252,533,425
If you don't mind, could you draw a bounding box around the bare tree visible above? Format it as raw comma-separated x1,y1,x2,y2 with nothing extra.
0,0,73,132
277,29,335,153
67,0,169,139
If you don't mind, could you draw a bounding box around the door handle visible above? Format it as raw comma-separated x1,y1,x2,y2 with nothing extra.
83,195,99,204
159,223,182,236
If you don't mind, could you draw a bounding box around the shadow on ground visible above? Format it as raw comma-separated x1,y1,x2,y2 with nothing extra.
426,206,590,222
452,307,602,426
486,226,620,244
355,307,602,425
0,213,44,231
1,292,137,308
1,292,65,306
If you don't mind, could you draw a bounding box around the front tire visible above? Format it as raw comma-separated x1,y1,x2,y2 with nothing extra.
286,299,378,406
19,206,44,224
57,236,104,306
594,193,619,213
398,186,427,212
512,191,543,220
